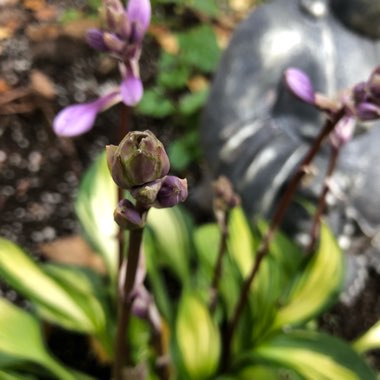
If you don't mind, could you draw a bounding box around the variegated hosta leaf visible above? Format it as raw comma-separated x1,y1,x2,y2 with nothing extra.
0,238,106,335
0,298,91,380
145,206,192,284
176,292,220,379
237,330,376,380
272,223,343,330
75,152,118,283
352,319,380,353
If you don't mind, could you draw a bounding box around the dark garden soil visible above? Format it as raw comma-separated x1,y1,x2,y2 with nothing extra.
1,0,380,378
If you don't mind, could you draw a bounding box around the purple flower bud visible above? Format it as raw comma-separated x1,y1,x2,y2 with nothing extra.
353,82,368,104
120,71,143,106
130,179,163,207
53,91,121,137
356,102,380,121
331,116,356,148
368,71,380,101
86,29,108,51
131,286,161,332
154,176,188,208
284,68,315,105
127,0,151,37
106,130,170,189
105,0,125,32
103,32,126,53
114,199,145,230
213,176,240,211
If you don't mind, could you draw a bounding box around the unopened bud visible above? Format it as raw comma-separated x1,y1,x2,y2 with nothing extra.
356,102,380,121
154,176,188,208
103,32,125,53
114,199,145,230
86,29,109,51
213,176,240,212
284,68,315,105
130,179,163,207
106,130,170,189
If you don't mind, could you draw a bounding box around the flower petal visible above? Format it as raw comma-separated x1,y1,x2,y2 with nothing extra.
53,92,121,137
120,73,143,106
53,102,100,137
127,0,151,34
331,115,356,147
284,68,315,104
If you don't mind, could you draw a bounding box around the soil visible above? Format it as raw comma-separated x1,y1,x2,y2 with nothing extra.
1,0,380,378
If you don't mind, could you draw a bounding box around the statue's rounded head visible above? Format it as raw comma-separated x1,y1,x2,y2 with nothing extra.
330,0,380,39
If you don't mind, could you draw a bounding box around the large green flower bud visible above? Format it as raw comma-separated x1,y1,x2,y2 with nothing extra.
106,130,170,189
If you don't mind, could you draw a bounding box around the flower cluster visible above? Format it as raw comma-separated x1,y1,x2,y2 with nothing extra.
107,130,188,229
284,66,380,148
53,0,151,137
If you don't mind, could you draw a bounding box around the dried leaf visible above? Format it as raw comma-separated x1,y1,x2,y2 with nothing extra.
23,0,46,11
30,69,56,99
187,75,209,92
0,78,10,93
39,235,106,273
149,24,179,55
26,24,60,41
0,26,14,40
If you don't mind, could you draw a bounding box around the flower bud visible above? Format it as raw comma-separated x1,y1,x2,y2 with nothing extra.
130,179,163,207
86,29,109,52
154,176,188,208
212,175,240,212
106,130,170,189
356,102,380,121
114,199,145,230
284,68,315,105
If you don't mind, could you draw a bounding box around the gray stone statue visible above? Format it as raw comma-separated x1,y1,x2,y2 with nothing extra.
201,0,380,299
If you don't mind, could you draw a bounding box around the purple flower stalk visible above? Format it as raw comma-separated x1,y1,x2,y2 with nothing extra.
284,66,380,147
53,0,151,137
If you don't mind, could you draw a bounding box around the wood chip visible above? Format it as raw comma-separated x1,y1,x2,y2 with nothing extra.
39,235,106,273
149,24,179,55
30,69,56,99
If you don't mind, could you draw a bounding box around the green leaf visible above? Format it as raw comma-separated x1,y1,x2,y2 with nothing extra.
168,131,201,171
239,330,376,380
178,25,221,73
145,207,192,284
75,152,118,284
0,371,38,380
0,238,104,334
185,0,220,17
175,292,220,379
42,264,113,356
227,207,256,278
158,53,191,89
137,88,175,118
0,298,81,380
193,223,241,316
273,223,344,330
178,89,209,115
352,319,380,353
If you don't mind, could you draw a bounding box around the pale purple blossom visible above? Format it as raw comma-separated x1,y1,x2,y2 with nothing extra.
284,68,316,105
53,0,151,137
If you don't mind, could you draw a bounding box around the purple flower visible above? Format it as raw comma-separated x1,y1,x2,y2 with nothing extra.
284,68,316,105
53,91,121,137
154,176,188,208
53,0,151,137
